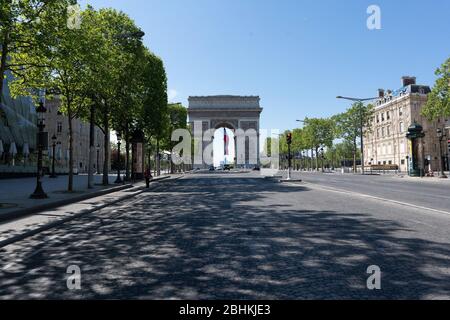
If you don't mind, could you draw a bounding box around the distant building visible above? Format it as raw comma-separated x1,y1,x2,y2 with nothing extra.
1,70,108,175
44,97,107,174
364,76,449,173
0,72,37,158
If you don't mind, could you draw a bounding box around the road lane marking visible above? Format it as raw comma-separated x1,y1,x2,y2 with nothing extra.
287,182,450,217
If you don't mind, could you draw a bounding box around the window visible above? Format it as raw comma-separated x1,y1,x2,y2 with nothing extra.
401,160,405,165
399,107,403,116
382,127,385,137
381,113,385,121
377,129,380,138
388,161,392,165
387,111,391,120
387,126,391,136
377,115,380,123
399,122,405,133
57,122,63,134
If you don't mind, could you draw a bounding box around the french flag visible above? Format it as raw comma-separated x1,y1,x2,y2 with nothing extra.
224,128,229,156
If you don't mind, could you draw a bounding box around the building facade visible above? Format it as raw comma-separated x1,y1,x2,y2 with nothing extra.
364,76,449,173
44,97,107,174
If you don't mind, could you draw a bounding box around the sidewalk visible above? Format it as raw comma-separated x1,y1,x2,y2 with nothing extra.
0,173,174,222
0,174,181,248
0,174,131,221
392,172,450,184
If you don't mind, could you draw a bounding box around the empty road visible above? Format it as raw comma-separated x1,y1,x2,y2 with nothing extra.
1,173,450,299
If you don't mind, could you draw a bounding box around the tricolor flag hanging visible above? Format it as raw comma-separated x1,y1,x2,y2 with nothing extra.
224,128,229,156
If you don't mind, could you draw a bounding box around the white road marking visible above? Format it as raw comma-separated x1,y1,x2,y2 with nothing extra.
288,182,450,217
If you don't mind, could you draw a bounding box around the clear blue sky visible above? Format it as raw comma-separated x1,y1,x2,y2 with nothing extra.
81,0,450,133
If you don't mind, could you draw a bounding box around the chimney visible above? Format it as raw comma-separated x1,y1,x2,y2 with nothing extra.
402,76,416,87
378,89,385,98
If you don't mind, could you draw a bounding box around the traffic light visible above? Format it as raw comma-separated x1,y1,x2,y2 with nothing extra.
286,133,292,145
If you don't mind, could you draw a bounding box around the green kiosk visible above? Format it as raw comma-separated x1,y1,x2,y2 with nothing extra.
406,123,425,177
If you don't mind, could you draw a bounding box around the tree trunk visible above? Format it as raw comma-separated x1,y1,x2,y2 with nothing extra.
87,104,95,189
67,104,74,192
353,141,357,173
315,147,319,171
102,110,110,186
156,139,161,176
125,123,130,181
147,139,152,173
0,30,10,106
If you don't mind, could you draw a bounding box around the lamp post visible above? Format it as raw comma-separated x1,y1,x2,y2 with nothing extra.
115,132,123,184
437,128,448,179
30,101,48,199
320,147,325,172
96,143,100,174
50,134,57,178
336,96,377,174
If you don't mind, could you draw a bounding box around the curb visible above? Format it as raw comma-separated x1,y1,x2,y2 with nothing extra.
0,184,134,223
0,175,182,249
0,175,175,224
0,188,145,249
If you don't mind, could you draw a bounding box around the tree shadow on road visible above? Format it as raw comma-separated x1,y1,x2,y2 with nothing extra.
0,176,449,299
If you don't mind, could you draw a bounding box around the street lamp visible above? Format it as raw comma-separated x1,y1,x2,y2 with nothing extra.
436,128,448,179
50,134,57,178
30,101,48,199
96,143,101,174
336,96,378,174
115,132,123,184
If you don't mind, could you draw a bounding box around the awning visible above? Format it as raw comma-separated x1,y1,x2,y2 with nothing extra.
23,143,30,157
9,142,17,155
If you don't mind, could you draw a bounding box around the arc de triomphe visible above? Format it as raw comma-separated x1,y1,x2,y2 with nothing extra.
188,96,263,169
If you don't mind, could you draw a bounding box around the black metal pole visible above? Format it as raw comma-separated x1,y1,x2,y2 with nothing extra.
30,123,48,199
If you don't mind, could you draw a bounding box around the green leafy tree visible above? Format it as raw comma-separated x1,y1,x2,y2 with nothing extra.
9,1,95,192
422,57,450,120
141,52,168,176
334,102,374,172
1,0,71,105
303,118,335,170
82,7,147,185
164,103,187,173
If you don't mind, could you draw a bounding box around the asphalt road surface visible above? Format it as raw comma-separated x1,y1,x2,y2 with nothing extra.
0,173,449,299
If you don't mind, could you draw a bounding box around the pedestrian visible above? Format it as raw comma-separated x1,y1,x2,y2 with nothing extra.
144,167,152,188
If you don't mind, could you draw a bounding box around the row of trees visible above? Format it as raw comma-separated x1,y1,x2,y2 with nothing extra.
1,1,176,191
266,101,373,172
268,56,449,172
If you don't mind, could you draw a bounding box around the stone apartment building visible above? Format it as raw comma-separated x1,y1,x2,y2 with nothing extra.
364,76,449,173
44,97,107,174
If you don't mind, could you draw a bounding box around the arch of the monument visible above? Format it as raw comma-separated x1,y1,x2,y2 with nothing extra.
188,96,263,169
